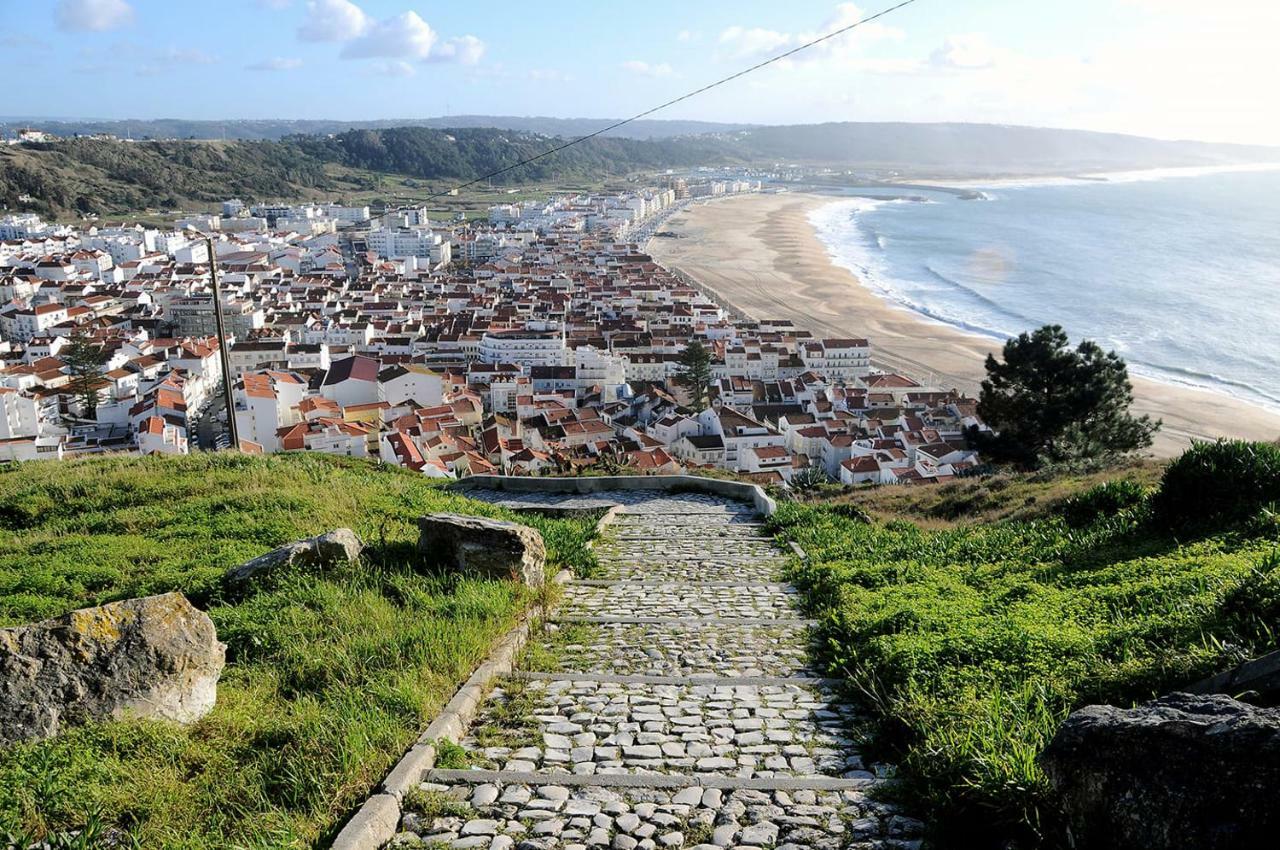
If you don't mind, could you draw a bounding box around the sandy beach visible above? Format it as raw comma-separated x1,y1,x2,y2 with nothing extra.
647,192,1280,458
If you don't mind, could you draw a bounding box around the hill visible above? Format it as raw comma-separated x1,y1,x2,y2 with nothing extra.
0,452,598,847
0,127,738,218
4,121,1277,218
0,115,756,142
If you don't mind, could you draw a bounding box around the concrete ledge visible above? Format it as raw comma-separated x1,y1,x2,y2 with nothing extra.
330,793,400,850
329,568,573,848
451,475,777,517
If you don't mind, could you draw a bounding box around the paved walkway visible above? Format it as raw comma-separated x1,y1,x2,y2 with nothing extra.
389,492,919,850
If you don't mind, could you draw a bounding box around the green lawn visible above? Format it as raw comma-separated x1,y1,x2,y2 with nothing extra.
0,453,597,848
769,447,1280,847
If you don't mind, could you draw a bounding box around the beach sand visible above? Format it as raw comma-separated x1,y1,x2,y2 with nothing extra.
647,192,1280,458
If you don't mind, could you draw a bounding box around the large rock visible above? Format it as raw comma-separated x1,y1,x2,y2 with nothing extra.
223,527,363,594
0,592,226,746
417,513,546,587
1041,693,1280,850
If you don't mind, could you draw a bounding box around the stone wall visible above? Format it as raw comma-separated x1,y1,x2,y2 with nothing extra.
450,474,777,517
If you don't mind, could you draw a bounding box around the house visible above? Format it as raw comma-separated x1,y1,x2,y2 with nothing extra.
320,355,380,407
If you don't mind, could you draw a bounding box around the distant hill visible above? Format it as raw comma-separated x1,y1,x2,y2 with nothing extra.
3,121,1276,217
0,116,754,142
0,127,738,217
726,122,1280,174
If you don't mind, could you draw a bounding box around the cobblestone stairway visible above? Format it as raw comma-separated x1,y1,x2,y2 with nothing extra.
389,492,919,850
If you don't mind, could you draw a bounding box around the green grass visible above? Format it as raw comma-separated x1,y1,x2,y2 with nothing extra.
770,460,1280,847
0,452,597,848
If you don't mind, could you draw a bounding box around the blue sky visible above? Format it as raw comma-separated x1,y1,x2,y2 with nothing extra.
2,0,1276,145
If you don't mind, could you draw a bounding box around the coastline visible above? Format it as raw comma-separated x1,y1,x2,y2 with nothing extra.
646,192,1280,458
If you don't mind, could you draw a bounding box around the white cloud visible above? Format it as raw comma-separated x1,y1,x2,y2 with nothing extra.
622,60,674,78
247,56,304,71
297,0,369,42
431,35,486,66
676,30,699,43
930,34,997,70
718,3,902,66
341,10,435,60
56,0,134,32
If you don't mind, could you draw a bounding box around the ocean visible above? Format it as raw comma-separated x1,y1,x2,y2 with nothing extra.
809,166,1280,412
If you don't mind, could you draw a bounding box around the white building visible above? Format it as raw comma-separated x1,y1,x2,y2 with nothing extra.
479,327,567,368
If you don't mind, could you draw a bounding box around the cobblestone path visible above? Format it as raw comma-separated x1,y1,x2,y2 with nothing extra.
389,492,920,850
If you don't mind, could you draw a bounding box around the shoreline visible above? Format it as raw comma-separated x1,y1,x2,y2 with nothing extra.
646,192,1280,458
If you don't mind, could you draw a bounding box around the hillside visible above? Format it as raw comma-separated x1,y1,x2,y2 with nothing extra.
0,127,738,218
771,440,1280,847
0,453,598,847
5,121,1277,218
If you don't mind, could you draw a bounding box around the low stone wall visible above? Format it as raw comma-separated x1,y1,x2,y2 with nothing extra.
451,474,778,517
1185,647,1280,701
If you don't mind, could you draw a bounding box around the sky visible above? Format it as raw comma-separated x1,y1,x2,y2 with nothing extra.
1,0,1277,146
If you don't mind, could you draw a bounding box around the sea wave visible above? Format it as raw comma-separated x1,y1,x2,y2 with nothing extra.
807,195,1280,414
957,162,1280,191
809,199,1016,343
1126,360,1280,414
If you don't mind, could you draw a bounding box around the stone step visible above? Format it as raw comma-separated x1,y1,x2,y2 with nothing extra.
510,671,840,688
551,616,814,626
568,580,790,589
393,775,906,850
537,621,818,679
560,584,799,621
458,678,860,781
425,768,877,792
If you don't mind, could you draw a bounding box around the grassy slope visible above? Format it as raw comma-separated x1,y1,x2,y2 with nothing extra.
0,453,597,848
770,463,1280,847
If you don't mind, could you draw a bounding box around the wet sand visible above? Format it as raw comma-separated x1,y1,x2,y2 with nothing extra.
647,192,1280,458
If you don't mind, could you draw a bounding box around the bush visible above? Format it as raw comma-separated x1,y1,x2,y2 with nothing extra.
1152,440,1280,530
1060,480,1148,527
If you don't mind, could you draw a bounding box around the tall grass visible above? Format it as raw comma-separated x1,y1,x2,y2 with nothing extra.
0,453,597,847
771,457,1280,847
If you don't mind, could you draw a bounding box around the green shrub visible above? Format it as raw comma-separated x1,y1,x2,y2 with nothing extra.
1152,440,1280,530
1060,480,1148,527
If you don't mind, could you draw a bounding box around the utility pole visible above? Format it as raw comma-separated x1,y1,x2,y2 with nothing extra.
203,235,240,450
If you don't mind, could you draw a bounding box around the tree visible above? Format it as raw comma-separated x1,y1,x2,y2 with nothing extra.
63,332,104,421
674,339,713,409
972,325,1158,466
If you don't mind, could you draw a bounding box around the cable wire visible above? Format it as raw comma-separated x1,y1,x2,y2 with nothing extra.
420,0,919,203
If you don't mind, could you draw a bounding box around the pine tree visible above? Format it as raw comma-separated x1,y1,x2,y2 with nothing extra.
63,332,104,421
674,339,713,409
972,324,1159,466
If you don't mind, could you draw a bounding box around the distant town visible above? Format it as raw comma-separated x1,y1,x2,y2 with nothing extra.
0,176,986,486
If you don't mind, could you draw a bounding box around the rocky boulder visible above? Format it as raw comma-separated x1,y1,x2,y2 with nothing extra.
417,513,546,587
1041,692,1280,850
223,527,363,595
0,592,226,746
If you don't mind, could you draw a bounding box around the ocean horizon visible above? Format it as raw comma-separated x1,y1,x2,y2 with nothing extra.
810,166,1280,414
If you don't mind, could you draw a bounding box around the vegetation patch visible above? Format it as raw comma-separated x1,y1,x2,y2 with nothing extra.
770,446,1280,847
0,453,596,848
